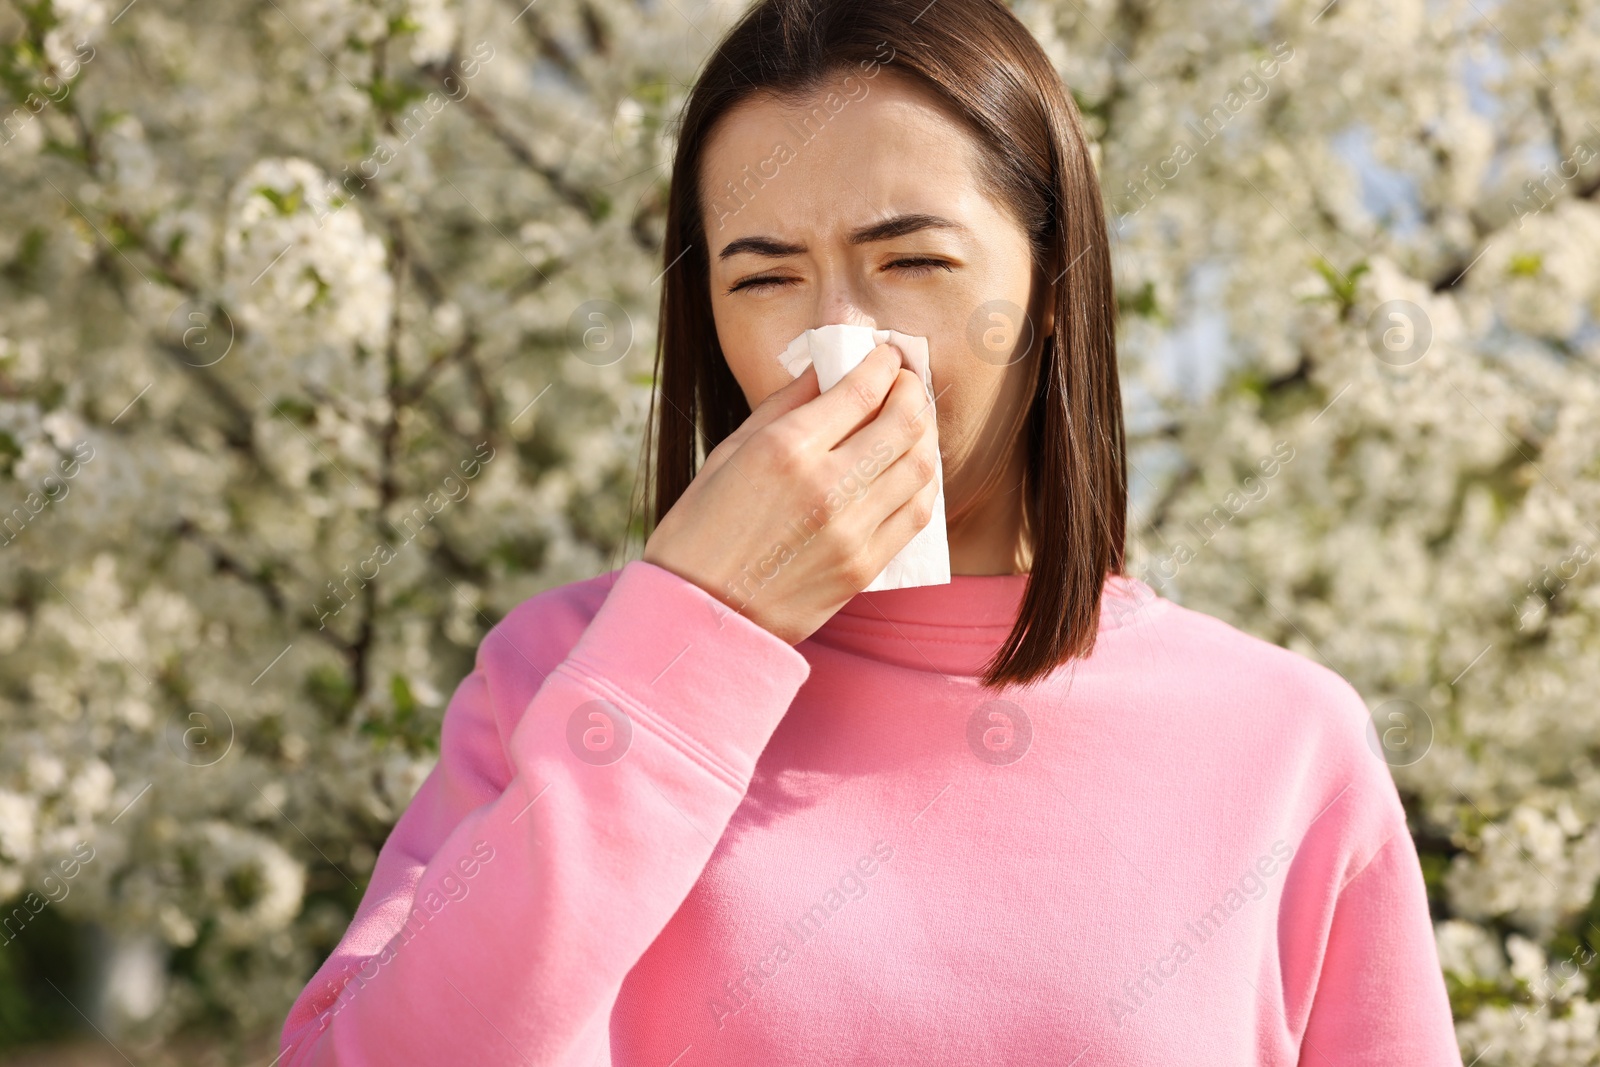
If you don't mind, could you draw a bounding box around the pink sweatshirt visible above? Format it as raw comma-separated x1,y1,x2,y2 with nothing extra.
279,561,1463,1065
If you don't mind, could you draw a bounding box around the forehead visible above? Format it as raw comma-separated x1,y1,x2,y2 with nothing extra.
698,70,992,241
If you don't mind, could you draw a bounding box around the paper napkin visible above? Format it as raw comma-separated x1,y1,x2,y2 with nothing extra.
775,324,951,591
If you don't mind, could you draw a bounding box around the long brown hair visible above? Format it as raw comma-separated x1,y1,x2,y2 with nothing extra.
638,0,1126,690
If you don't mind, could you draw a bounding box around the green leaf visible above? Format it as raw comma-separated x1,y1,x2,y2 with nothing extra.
300,267,333,310
359,674,436,755
490,534,548,573
1509,252,1542,277
306,664,357,721
254,185,303,216
0,431,22,476
633,81,675,107
368,77,428,113
272,396,316,423
1311,257,1369,312
390,673,417,721
1118,279,1162,322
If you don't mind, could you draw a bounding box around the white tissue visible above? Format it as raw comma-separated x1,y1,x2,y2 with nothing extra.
775,324,951,591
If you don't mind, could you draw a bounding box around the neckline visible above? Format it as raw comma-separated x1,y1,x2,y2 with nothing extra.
833,571,1033,628
811,571,1166,678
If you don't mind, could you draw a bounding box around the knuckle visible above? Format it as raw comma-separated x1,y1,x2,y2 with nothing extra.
840,552,874,589
898,395,928,439
758,426,804,477
912,439,938,482
788,462,833,513
848,376,882,414
802,468,835,509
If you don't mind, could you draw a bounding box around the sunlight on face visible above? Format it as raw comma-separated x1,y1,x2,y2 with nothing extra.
699,67,1053,525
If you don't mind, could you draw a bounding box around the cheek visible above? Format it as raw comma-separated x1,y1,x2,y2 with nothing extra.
713,303,809,408
923,266,1040,463
925,335,1033,471
925,358,987,446
737,348,798,408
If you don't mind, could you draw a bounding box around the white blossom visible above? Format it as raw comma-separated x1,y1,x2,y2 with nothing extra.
0,0,1596,1054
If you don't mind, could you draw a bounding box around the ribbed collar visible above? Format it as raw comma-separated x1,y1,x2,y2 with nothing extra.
805,572,1165,678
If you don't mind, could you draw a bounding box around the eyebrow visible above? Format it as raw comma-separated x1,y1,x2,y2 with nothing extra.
716,213,969,261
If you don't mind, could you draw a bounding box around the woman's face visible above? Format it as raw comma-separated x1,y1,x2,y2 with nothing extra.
699,68,1053,529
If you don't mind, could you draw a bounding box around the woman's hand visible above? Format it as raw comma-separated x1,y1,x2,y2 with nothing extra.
642,342,940,645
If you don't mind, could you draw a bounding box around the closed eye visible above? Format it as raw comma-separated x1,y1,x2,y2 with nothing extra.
724,257,956,296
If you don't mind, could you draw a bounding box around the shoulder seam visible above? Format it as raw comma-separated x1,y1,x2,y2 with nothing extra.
1336,827,1407,896
473,568,627,675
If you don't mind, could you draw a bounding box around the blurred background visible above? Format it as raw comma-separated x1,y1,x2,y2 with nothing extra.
1,0,1598,1062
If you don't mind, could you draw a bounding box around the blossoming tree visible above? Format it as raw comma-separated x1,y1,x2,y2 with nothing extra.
0,0,1596,1060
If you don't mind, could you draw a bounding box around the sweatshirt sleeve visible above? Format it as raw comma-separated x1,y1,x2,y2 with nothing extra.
278,560,812,1066
1297,827,1463,1066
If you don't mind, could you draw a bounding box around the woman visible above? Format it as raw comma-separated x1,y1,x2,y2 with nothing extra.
280,0,1462,1063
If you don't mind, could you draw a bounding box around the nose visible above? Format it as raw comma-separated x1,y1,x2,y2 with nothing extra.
812,270,878,331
